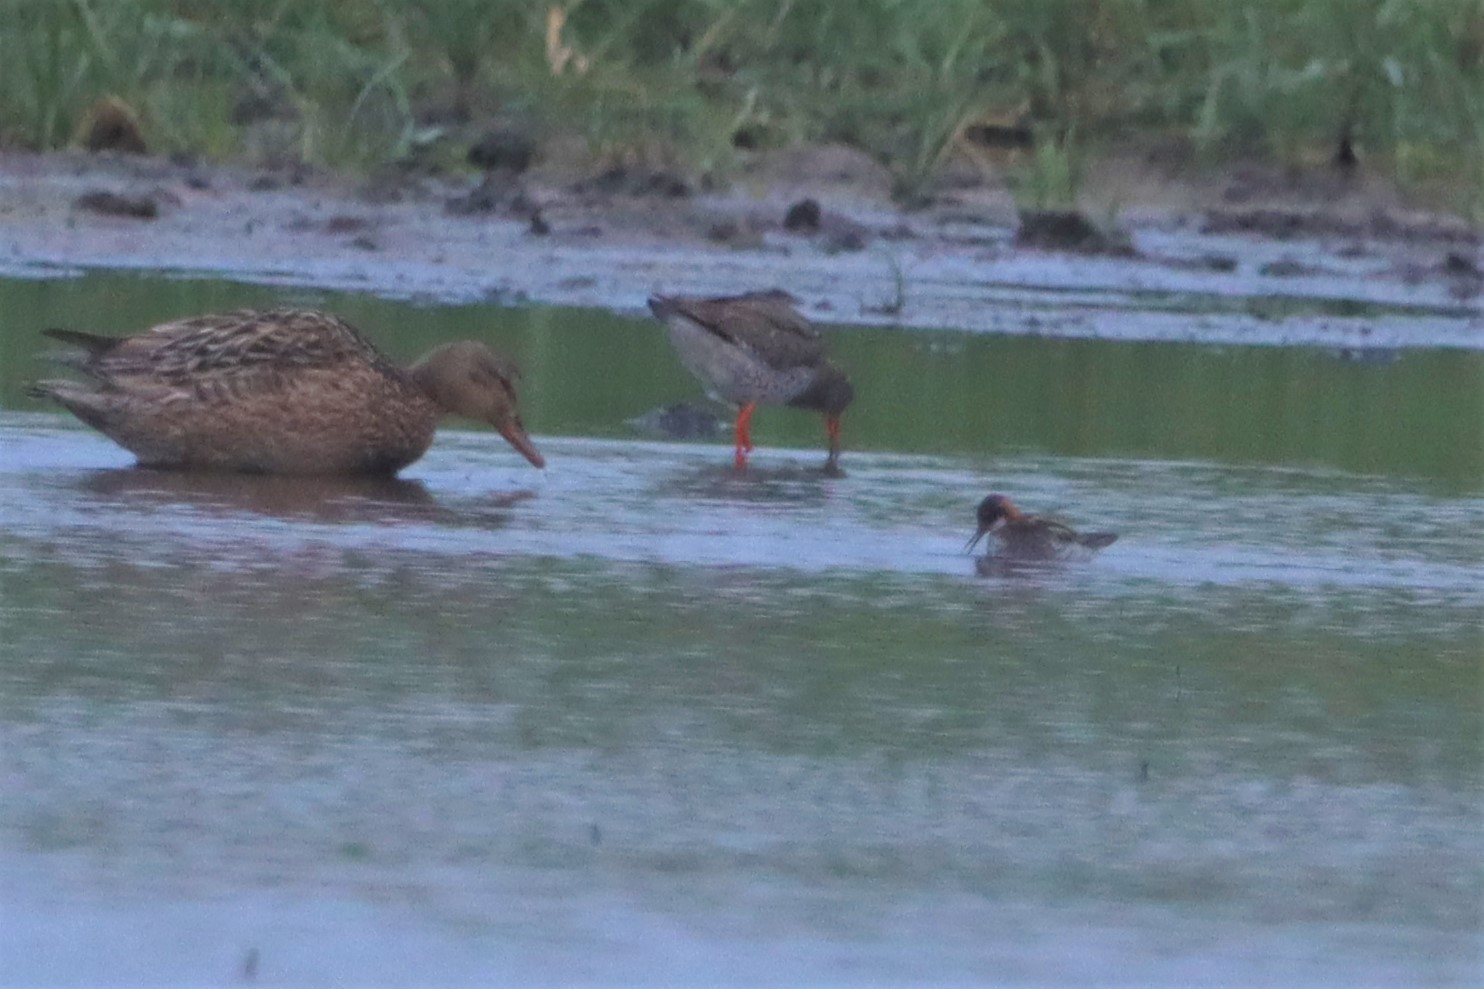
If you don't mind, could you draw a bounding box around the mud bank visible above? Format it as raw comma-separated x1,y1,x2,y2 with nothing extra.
0,151,1477,349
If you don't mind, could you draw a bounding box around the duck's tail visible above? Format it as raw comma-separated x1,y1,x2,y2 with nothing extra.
26,378,91,403
26,379,117,431
24,379,56,402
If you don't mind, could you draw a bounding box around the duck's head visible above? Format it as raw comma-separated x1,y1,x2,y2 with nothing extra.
411,342,545,468
965,494,1021,552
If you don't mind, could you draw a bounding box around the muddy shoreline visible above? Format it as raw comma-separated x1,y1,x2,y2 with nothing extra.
0,150,1477,349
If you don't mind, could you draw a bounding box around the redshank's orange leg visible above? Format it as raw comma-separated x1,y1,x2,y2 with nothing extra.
737,402,757,451
824,414,843,472
734,402,758,469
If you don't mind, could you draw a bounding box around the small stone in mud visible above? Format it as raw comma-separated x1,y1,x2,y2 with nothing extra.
445,171,531,216
572,165,692,198
1330,347,1400,365
783,198,822,233
360,166,427,204
823,226,868,253
1015,209,1133,256
323,214,369,234
626,403,724,440
706,219,763,249
467,126,535,174
483,285,529,304
349,234,379,251
245,162,312,190
1441,251,1483,298
528,209,551,236
1442,250,1482,280
72,190,158,219
1196,254,1238,272
1259,259,1327,278
707,219,741,242
79,97,147,155
731,126,763,150
1199,207,1441,242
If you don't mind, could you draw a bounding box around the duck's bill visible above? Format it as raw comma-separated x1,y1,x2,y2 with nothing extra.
964,526,989,553
498,423,546,469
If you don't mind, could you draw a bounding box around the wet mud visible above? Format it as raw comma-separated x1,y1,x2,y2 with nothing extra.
0,150,1476,350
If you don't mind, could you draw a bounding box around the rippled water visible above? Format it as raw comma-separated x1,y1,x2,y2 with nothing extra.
1,275,1481,986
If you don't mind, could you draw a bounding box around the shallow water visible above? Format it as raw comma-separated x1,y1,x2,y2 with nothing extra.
2,273,1481,485
1,275,1481,985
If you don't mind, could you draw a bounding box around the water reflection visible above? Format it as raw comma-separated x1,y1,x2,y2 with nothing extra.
1,274,1481,985
654,460,850,505
1,273,1479,487
78,468,441,522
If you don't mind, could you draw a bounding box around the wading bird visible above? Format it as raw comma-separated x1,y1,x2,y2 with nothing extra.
965,494,1117,563
647,290,854,473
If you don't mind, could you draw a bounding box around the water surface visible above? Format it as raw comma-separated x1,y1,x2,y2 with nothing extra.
2,273,1479,485
1,275,1480,985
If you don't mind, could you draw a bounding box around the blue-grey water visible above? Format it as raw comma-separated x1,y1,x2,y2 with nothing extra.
1,275,1480,986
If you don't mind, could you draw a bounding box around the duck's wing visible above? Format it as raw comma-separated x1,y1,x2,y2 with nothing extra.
49,309,384,389
665,291,827,372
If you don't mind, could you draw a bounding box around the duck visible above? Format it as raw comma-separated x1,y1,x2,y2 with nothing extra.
965,494,1117,563
647,290,854,473
28,307,545,474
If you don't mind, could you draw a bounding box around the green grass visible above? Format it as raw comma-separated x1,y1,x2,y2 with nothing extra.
0,0,1478,215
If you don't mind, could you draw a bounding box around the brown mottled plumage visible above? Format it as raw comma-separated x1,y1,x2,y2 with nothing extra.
29,308,544,474
966,494,1117,563
647,290,854,472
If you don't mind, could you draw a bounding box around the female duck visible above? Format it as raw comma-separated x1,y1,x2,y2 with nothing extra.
29,308,544,474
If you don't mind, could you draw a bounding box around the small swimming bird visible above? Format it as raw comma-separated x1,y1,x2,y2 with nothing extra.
965,494,1117,562
647,290,854,473
29,308,545,474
